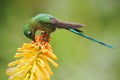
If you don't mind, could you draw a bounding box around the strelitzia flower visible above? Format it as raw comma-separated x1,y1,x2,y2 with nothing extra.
6,34,59,80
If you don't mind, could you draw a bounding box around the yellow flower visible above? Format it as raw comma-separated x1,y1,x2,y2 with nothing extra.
6,35,59,80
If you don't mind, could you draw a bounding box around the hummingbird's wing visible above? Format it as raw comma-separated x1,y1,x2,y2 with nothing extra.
50,17,85,29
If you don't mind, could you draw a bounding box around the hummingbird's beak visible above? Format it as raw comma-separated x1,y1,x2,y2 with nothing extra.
33,38,36,42
31,36,35,42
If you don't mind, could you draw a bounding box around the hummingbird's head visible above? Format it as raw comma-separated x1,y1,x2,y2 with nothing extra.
23,23,35,41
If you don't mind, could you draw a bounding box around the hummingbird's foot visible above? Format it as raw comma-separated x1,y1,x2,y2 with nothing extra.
40,32,50,43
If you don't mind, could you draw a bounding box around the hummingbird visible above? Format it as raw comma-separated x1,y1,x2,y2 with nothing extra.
23,13,114,48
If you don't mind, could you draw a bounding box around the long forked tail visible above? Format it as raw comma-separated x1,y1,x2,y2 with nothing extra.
67,29,114,49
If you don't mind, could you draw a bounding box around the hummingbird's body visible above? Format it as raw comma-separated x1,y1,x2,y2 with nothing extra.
23,13,114,48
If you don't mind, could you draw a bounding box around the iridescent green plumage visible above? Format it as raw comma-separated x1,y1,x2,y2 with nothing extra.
23,13,114,48
67,29,114,48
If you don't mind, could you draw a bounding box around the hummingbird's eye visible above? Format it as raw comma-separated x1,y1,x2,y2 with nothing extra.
28,31,32,36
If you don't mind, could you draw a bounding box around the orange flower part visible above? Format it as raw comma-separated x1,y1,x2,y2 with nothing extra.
6,34,59,80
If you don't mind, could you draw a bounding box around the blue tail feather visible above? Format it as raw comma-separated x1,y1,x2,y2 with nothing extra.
67,29,114,49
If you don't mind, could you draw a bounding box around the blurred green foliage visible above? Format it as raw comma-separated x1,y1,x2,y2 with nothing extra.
0,0,120,80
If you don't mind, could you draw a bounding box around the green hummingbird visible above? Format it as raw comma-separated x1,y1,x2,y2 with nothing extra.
23,13,114,48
